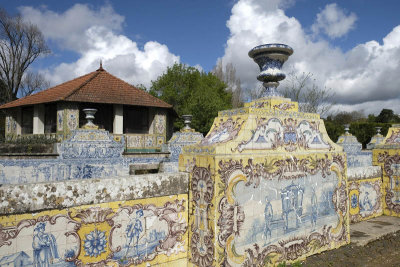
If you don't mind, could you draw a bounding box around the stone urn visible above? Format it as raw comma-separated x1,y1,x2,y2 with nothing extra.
248,43,293,97
82,108,98,129
182,114,193,132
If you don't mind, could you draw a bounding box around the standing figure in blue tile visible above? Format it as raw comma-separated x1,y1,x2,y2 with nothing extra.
264,197,273,243
311,188,318,228
32,222,59,267
126,209,144,256
361,191,372,211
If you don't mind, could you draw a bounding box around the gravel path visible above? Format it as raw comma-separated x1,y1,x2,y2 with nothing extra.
303,230,400,267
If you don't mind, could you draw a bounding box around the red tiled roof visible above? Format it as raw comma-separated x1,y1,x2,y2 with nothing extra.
0,67,172,109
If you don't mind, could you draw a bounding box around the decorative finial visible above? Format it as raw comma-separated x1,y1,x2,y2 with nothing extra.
344,124,350,135
82,108,98,129
376,127,382,135
181,115,194,132
248,43,293,98
97,60,104,71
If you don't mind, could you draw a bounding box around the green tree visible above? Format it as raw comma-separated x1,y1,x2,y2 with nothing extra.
324,109,393,148
376,109,400,123
324,120,344,143
150,63,232,134
349,123,391,148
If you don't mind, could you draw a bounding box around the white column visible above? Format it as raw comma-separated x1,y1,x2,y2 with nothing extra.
113,104,123,134
15,107,22,135
33,104,45,134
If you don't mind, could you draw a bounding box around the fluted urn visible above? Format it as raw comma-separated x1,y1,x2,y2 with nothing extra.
82,108,98,129
248,43,293,98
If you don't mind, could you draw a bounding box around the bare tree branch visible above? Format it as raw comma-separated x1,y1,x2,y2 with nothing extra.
212,60,244,108
282,71,335,117
0,8,50,104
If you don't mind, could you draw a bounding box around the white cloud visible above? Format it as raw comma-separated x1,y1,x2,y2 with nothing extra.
220,0,400,114
311,3,357,39
19,4,179,88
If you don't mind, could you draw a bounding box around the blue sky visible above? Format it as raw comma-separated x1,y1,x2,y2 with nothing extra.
2,0,400,114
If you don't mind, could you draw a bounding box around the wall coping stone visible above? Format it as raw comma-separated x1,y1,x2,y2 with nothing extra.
0,172,188,215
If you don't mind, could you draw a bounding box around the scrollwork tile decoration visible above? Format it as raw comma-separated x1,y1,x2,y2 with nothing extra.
155,114,166,134
373,125,400,218
190,166,215,267
0,195,188,266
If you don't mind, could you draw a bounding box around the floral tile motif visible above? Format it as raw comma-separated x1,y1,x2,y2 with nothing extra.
157,136,165,146
155,115,166,135
0,195,188,266
57,109,64,131
145,136,154,148
67,109,78,131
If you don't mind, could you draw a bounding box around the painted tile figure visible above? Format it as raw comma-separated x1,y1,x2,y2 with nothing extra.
311,187,318,228
281,183,304,232
126,209,144,257
351,193,358,209
263,197,273,242
32,222,60,267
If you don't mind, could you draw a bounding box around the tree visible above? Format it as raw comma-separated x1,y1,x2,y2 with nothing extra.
376,109,400,123
150,63,232,134
282,72,334,117
349,122,391,148
0,8,50,104
324,109,394,148
212,60,243,108
326,110,365,125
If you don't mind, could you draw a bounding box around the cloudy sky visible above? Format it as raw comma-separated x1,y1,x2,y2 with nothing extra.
3,0,400,115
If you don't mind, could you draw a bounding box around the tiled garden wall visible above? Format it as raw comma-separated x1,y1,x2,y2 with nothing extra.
348,166,383,223
373,126,400,217
180,97,350,266
0,129,169,184
0,173,189,266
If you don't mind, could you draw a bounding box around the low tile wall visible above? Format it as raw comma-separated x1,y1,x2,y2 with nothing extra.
0,129,170,184
0,173,189,266
347,151,372,168
125,134,166,152
348,166,383,223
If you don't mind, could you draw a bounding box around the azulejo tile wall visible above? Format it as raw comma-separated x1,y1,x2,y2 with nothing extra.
0,129,169,184
348,167,383,223
180,97,350,266
0,194,188,267
373,126,400,217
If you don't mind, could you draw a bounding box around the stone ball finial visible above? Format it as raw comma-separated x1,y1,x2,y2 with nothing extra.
248,43,293,98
